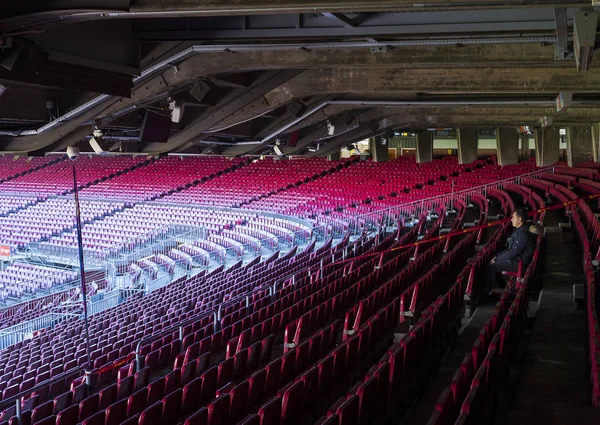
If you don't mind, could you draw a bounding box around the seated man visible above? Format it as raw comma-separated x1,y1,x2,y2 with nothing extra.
482,207,535,299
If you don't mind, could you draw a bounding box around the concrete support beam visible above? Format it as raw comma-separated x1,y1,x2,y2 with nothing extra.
496,127,519,166
591,124,600,162
416,131,433,163
566,126,594,167
130,1,592,15
520,134,531,161
534,128,560,167
370,135,389,162
327,151,341,161
457,129,478,164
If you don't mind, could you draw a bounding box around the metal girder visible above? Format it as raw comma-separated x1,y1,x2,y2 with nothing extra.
554,7,570,59
321,12,357,27
309,122,382,156
220,95,336,156
1,41,598,154
128,1,595,15
0,57,134,97
573,10,599,71
140,69,304,153
136,19,563,41
280,111,364,155
0,1,591,34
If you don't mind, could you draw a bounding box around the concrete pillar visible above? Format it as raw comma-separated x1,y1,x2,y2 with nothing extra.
520,134,531,161
496,127,519,166
591,124,600,162
566,126,594,167
416,130,433,163
457,129,478,164
369,135,389,162
534,128,560,167
327,151,341,161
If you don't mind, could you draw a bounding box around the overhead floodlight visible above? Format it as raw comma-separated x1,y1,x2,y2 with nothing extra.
169,99,186,123
540,116,553,127
89,129,110,156
326,120,335,136
556,91,573,113
0,47,21,71
273,145,284,157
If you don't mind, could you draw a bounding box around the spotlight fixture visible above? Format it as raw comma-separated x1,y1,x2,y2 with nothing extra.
326,120,335,136
89,128,109,155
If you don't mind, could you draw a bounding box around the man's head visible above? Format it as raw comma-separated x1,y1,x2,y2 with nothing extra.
511,207,527,228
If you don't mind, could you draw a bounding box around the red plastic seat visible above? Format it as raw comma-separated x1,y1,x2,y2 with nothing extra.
31,400,54,424
81,411,104,425
147,377,165,405
126,388,148,416
264,359,281,395
281,381,304,425
55,404,78,425
201,367,218,401
235,414,260,425
356,377,377,425
248,369,267,406
182,377,203,414
257,397,281,425
105,399,127,425
207,394,230,425
117,376,133,400
217,358,234,388
99,384,117,409
78,394,99,422
134,367,150,391
53,392,72,415
120,414,140,425
160,389,182,424
139,401,162,425
183,407,208,425
335,394,358,425
164,370,181,395
229,381,249,420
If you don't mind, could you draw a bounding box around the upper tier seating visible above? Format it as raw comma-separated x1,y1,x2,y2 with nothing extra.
0,155,58,183
80,156,246,202
162,157,345,207
245,157,539,221
0,156,147,197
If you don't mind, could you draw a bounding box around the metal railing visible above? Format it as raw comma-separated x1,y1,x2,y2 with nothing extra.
0,312,78,349
342,166,556,233
86,290,122,317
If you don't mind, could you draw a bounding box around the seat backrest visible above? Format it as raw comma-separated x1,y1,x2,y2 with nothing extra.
183,407,208,425
257,397,281,425
81,411,105,425
139,401,162,425
55,404,78,425
207,394,230,425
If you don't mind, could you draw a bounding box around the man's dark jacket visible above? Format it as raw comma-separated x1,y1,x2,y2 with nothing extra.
495,225,534,266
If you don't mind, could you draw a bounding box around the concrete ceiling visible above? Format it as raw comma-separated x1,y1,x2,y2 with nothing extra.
1,0,600,156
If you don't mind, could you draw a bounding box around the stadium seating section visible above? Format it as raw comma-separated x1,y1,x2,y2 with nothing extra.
0,153,598,425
